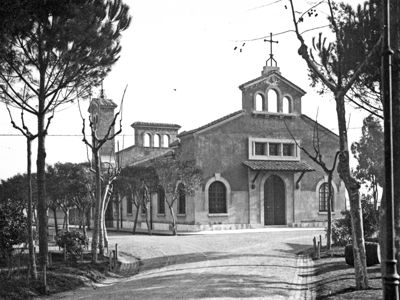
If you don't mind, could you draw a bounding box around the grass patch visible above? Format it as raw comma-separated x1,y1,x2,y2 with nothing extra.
0,254,109,299
314,246,382,300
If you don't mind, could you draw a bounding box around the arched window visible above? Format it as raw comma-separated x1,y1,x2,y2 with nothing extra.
154,134,161,147
177,183,185,215
162,135,170,148
267,89,278,113
319,183,334,212
282,96,291,113
255,93,264,111
126,195,133,215
157,186,165,214
209,181,227,214
143,133,151,147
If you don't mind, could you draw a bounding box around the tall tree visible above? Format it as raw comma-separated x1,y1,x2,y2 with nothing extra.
153,153,202,236
46,163,76,232
81,89,125,262
69,163,94,240
351,115,384,210
0,0,131,289
114,166,158,234
287,0,383,288
285,117,339,250
5,106,39,279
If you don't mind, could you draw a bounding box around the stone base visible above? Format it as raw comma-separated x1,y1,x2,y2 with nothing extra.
290,221,327,228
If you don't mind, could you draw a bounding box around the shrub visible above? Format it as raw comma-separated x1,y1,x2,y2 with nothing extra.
329,195,379,246
0,199,27,260
331,217,352,246
55,230,88,260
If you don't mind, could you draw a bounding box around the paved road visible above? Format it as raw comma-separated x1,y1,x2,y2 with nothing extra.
52,228,322,300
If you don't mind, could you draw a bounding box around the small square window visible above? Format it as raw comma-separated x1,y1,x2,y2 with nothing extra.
255,142,266,155
283,143,295,156
269,143,280,156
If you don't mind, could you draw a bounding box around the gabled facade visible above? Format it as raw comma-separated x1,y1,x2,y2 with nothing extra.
104,63,346,231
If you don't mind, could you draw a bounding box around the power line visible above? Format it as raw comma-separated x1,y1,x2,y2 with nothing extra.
232,25,330,43
0,133,133,137
246,0,283,12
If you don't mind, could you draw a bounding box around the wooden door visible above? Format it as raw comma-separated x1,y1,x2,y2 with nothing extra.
264,175,285,225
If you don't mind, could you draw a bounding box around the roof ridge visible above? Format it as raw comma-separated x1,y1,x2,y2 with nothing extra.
178,110,245,137
238,72,306,95
131,121,181,129
300,114,339,138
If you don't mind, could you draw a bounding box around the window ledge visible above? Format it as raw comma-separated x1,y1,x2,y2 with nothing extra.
157,213,166,217
249,156,300,161
318,211,336,215
208,213,228,217
177,213,186,217
252,111,297,117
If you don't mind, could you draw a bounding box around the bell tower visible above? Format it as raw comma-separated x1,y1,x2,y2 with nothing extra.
238,32,305,115
88,89,118,165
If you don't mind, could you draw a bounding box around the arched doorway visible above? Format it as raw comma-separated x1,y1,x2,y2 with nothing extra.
264,175,286,225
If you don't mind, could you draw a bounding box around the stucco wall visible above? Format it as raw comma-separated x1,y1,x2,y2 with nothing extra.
190,111,344,226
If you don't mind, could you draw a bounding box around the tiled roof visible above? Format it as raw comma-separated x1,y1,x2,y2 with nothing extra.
131,150,175,166
179,110,245,137
243,160,314,172
131,122,181,130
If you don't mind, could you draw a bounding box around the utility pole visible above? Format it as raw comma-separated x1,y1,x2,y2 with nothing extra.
382,0,400,298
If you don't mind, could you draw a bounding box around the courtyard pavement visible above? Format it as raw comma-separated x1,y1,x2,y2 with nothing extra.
45,227,322,300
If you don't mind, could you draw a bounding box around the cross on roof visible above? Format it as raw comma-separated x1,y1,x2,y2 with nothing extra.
100,81,105,98
264,32,279,67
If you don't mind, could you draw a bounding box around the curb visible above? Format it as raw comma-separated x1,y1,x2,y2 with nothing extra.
289,254,316,300
115,252,202,276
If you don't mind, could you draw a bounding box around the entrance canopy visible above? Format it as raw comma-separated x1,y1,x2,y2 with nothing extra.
243,160,314,172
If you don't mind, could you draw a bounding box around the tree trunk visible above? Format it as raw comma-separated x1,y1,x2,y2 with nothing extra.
336,92,368,289
36,110,48,291
27,138,37,280
103,190,112,250
168,202,177,236
65,209,69,232
86,209,91,230
372,181,378,211
81,209,87,240
327,173,333,251
144,202,151,235
91,149,101,263
52,208,58,236
99,184,110,256
116,194,120,231
120,198,123,229
133,203,140,234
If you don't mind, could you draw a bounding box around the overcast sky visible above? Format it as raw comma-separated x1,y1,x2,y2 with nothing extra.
0,0,368,180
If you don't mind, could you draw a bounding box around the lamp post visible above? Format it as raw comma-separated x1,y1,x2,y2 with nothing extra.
382,0,400,298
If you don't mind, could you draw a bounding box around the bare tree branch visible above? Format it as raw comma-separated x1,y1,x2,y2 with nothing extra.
289,0,336,92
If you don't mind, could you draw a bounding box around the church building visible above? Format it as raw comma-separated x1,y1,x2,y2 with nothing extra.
93,58,346,232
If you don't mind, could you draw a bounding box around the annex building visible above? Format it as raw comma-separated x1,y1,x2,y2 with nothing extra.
92,60,346,232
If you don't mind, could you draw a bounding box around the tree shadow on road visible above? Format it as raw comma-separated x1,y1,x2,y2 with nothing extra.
112,271,306,299
137,251,300,272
